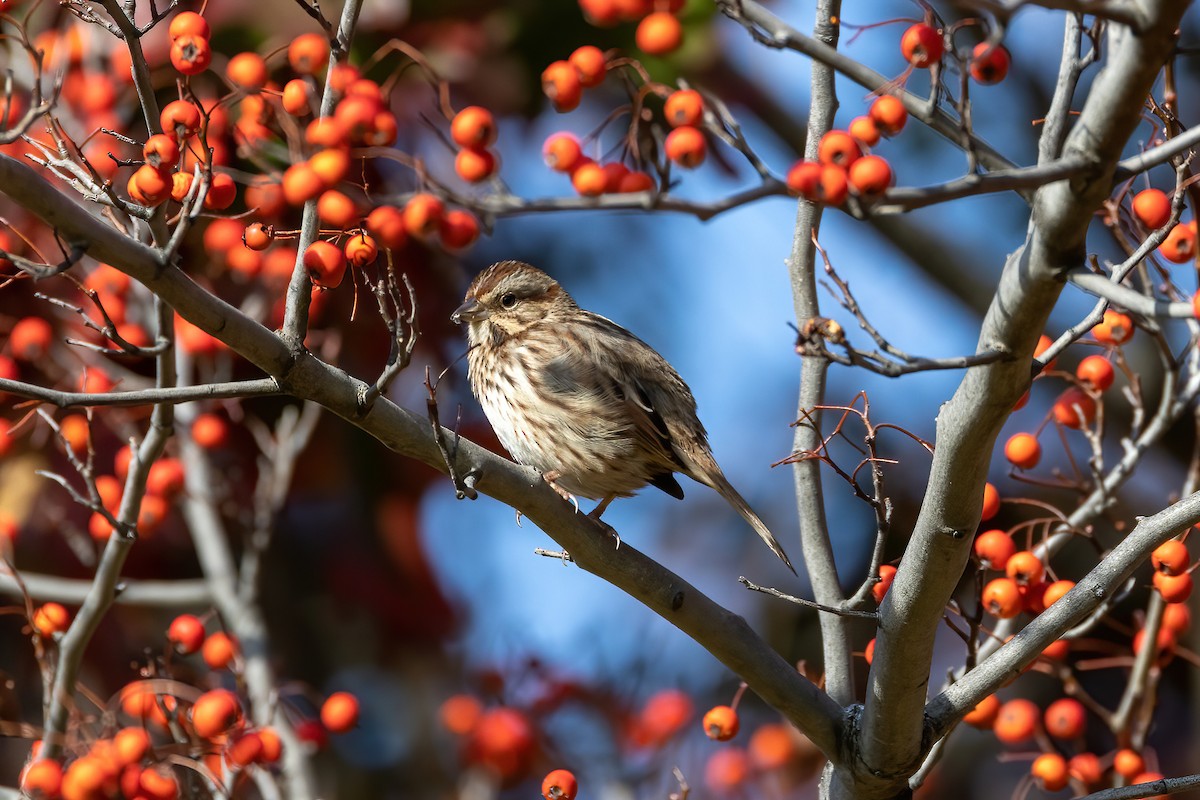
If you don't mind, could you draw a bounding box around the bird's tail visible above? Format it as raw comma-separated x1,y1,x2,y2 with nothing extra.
707,471,796,575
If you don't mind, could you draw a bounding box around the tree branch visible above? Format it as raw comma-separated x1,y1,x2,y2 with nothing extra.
0,377,281,408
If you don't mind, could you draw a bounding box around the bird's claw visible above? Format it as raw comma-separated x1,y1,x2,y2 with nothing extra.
542,470,580,512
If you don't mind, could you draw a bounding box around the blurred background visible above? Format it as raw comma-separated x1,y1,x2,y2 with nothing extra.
1,0,1199,796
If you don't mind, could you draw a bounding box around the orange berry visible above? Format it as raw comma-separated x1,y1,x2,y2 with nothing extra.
170,34,212,76
993,698,1038,744
32,602,70,636
664,89,703,127
704,748,750,792
143,134,180,170
817,130,861,168
281,163,322,207
1034,333,1058,370
309,148,351,187
439,694,483,735
974,529,1016,570
901,23,943,68
1042,579,1075,607
113,727,151,766
864,637,876,664
365,205,408,250
316,190,358,229
257,727,283,763
747,723,797,770
962,693,1000,728
1133,188,1172,229
327,63,361,93
344,233,378,267
970,42,1010,84
569,45,607,87
869,95,907,136
1076,355,1115,390
1031,753,1069,792
1069,753,1103,786
1113,749,1146,780
1153,571,1193,603
848,154,892,196
170,172,194,203
146,457,185,497
305,116,348,148
1093,309,1134,345
981,482,1001,520
617,170,654,193
191,689,242,739
282,79,311,116
224,732,264,768
191,413,229,448
1052,387,1096,429
542,61,582,112
1004,433,1041,469
455,147,498,182
59,416,89,456
201,630,238,669
9,316,53,360
1130,773,1167,800
242,222,274,251
21,759,64,799
1193,290,1200,321
467,707,536,780
600,162,629,193
160,100,201,138
451,107,498,149
1152,539,1189,575
1163,601,1191,633
303,240,347,289
847,115,880,147
439,209,481,251
702,705,739,741
1043,697,1085,739
321,692,360,732
571,161,607,196
543,133,583,172
168,614,205,654
982,577,1022,618
636,12,683,55
635,689,692,747
1005,551,1044,586
541,768,578,800
133,165,173,205
226,52,268,91
288,33,329,75
580,0,620,24
169,11,209,41
665,126,706,168
204,173,237,211
872,564,897,604
403,193,444,239
1158,220,1196,262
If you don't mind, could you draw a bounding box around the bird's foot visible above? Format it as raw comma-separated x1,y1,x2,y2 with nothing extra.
542,470,580,513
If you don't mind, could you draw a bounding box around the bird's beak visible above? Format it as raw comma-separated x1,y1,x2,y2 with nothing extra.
451,298,488,324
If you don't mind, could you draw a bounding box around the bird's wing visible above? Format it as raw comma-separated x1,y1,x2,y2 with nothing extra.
546,312,700,485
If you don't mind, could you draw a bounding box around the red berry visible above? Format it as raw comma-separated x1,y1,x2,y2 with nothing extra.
900,23,943,68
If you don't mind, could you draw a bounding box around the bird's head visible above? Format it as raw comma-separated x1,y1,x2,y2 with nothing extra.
452,261,577,345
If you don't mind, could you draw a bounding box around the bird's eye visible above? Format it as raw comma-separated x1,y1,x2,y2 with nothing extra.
500,293,518,309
